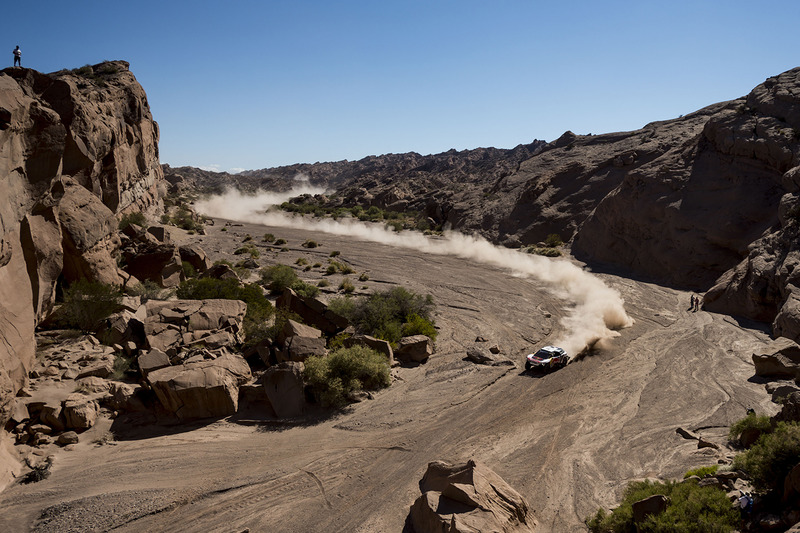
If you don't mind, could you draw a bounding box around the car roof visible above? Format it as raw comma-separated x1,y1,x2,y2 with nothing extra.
537,346,565,354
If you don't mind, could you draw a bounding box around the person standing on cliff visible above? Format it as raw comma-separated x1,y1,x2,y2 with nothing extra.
12,46,21,67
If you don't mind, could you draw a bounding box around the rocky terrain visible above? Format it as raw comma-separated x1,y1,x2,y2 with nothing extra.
3,60,800,531
0,61,162,431
173,67,800,349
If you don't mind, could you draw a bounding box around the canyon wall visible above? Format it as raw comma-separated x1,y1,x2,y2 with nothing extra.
0,61,163,424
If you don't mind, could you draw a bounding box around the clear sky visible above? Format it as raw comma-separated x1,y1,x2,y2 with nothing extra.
7,1,800,172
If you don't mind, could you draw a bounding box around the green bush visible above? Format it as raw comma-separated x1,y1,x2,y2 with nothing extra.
242,234,252,242
733,421,800,491
260,264,298,294
317,279,330,288
295,258,309,266
329,287,436,344
118,211,148,230
586,479,737,533
234,244,260,258
274,238,287,245
684,465,718,478
262,233,275,242
545,233,563,247
181,262,197,279
291,280,320,299
729,413,773,442
401,313,437,339
330,250,341,257
339,278,355,294
303,346,391,408
302,240,319,248
358,272,369,282
60,280,123,332
175,277,274,346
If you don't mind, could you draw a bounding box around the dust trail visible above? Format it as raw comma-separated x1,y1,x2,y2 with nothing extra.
195,188,633,356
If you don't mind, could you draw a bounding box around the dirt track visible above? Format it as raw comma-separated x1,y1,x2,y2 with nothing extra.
0,219,779,532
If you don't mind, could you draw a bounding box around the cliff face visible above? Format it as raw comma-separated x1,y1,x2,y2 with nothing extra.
0,61,163,423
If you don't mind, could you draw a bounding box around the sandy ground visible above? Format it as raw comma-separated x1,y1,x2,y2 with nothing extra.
0,219,779,532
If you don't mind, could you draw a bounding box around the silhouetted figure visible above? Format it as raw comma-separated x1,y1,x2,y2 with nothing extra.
689,295,696,312
694,295,701,312
12,46,21,67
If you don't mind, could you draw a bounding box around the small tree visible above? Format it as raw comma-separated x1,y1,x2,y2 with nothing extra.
260,264,298,294
60,280,123,332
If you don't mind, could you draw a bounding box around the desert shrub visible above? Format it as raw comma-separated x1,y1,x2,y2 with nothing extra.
529,247,562,257
295,258,309,266
313,262,322,268
181,262,197,279
326,264,338,275
291,280,320,299
330,250,341,257
733,421,800,491
303,346,391,408
303,265,312,272
242,234,252,242
684,465,718,478
317,279,330,288
545,233,563,247
358,272,369,282
329,287,436,344
339,278,355,294
260,264,298,294
280,247,289,252
234,244,260,258
302,240,319,248
60,280,123,332
118,211,148,230
729,413,773,442
262,233,275,242
274,238,287,245
340,263,354,275
586,479,737,533
401,313,437,339
175,277,274,345
221,227,227,232
165,206,204,232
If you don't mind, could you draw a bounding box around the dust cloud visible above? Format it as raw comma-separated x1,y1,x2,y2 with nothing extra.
195,187,634,356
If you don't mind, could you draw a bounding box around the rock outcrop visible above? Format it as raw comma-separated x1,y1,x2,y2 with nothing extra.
0,61,164,425
147,352,252,421
408,459,537,533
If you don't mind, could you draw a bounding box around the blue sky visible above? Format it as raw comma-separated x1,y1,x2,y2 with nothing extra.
7,1,800,172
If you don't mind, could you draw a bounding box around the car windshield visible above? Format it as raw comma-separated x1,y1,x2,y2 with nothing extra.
534,349,557,358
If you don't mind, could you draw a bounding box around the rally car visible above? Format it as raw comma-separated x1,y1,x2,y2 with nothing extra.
525,346,569,372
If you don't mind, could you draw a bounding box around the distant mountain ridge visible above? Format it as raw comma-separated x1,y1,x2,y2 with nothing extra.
169,66,800,344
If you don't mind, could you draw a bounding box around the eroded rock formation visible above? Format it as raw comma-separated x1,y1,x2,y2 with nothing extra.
0,61,163,425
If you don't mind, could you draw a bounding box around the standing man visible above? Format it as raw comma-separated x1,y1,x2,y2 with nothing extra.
13,45,21,66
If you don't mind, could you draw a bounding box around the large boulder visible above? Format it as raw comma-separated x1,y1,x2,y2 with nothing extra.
752,344,800,379
262,362,306,418
147,353,252,421
122,242,184,288
62,393,99,430
276,288,349,334
278,336,328,363
396,335,433,364
409,459,537,533
179,244,212,273
632,494,669,525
